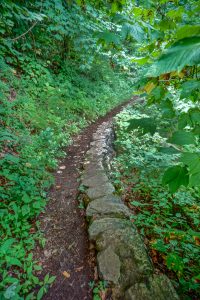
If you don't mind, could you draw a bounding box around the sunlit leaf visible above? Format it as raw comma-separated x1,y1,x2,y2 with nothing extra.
147,37,200,76
176,25,200,40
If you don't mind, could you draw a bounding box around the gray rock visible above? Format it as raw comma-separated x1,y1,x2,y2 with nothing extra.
95,227,153,284
86,199,131,219
97,195,122,203
83,162,104,176
86,183,115,200
125,274,179,300
82,170,106,182
86,148,105,157
92,134,105,140
83,157,103,168
93,126,112,141
90,140,108,149
89,218,153,293
82,173,109,188
89,218,132,240
97,247,121,284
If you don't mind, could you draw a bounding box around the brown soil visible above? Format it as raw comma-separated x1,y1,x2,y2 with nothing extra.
36,98,136,300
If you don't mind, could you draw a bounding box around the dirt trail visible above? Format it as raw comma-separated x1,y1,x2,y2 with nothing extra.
36,98,135,300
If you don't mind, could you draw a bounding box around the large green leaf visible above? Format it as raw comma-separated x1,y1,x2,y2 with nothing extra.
149,86,166,102
121,23,146,43
181,152,200,187
189,108,200,125
181,152,200,173
158,146,180,155
180,80,200,99
169,130,196,145
178,113,191,130
162,165,189,193
160,99,175,118
97,31,121,46
176,25,200,40
190,172,200,187
178,109,200,130
147,37,200,76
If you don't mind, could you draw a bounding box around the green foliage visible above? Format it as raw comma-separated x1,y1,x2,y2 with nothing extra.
147,37,200,76
180,81,200,99
0,1,134,295
169,131,196,146
176,25,200,40
112,103,200,299
97,31,121,46
181,153,200,187
0,60,132,298
128,117,157,135
92,0,199,194
123,0,200,193
121,22,146,43
89,280,108,300
162,166,189,193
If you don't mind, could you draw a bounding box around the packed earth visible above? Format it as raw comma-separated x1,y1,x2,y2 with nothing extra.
35,101,133,300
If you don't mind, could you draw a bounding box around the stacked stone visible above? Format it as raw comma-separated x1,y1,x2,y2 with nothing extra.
81,121,179,300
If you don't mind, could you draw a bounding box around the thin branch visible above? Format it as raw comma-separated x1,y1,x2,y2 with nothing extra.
9,21,39,42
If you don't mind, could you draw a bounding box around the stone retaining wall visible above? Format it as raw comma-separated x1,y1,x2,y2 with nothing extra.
81,121,179,300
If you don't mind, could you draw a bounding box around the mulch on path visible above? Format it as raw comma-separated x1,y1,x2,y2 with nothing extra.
35,98,136,300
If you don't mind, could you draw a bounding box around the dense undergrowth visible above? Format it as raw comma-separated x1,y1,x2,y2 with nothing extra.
0,1,135,298
0,57,132,299
112,102,200,299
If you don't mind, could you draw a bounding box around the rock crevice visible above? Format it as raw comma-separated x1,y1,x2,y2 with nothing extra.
81,121,179,300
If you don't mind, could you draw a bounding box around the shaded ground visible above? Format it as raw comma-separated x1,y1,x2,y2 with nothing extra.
35,98,135,300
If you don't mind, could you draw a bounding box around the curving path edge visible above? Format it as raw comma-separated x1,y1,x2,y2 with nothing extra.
81,120,180,300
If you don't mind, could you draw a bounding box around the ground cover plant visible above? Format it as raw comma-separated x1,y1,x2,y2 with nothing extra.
112,102,200,299
0,60,132,299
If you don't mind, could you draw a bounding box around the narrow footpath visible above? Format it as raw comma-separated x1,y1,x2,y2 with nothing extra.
35,99,134,300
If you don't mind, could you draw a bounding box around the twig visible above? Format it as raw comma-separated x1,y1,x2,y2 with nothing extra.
9,21,39,42
9,0,44,42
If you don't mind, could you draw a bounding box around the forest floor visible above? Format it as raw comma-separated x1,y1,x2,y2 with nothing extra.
34,99,134,300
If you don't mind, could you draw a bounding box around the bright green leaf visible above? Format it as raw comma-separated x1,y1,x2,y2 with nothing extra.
147,37,200,76
6,256,22,268
169,130,196,145
162,165,189,193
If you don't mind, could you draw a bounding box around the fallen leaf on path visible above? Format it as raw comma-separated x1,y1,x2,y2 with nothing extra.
100,290,107,300
44,250,50,257
62,271,70,278
75,266,84,272
94,267,98,281
59,165,66,170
